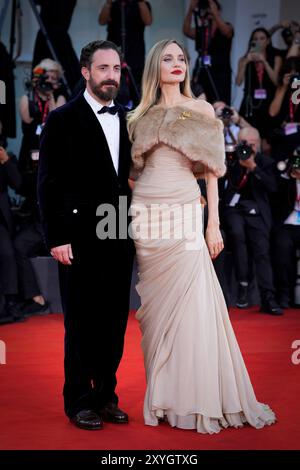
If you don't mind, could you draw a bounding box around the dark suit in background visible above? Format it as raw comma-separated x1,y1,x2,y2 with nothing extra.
221,153,277,304
0,155,22,298
271,175,300,306
38,92,134,418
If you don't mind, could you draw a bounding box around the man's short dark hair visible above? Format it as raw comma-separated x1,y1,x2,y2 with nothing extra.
79,40,122,69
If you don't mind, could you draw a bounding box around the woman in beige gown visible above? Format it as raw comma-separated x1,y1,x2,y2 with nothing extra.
127,39,276,434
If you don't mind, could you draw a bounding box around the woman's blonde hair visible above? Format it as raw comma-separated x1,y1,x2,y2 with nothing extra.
127,39,193,141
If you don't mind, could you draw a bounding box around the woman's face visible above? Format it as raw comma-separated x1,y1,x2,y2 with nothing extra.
252,31,269,51
160,43,187,87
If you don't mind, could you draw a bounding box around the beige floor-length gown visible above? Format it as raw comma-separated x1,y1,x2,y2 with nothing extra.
130,104,276,434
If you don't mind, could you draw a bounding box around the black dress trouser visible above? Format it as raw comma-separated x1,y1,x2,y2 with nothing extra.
59,237,134,418
272,224,300,302
0,223,18,295
223,208,275,299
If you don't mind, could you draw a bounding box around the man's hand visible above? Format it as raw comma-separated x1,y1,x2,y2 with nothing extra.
231,107,240,125
291,169,300,179
51,244,74,265
281,20,291,29
0,146,9,164
239,155,257,171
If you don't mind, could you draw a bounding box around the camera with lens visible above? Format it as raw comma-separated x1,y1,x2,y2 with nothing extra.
236,141,253,161
196,0,210,17
35,74,54,93
289,73,300,87
281,27,294,44
220,106,234,121
225,141,254,166
25,67,54,94
291,147,300,171
277,146,300,175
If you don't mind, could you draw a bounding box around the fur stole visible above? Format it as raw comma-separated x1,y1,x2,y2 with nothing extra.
131,105,226,178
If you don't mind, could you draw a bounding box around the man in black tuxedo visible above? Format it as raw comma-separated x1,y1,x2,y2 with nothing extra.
38,40,135,430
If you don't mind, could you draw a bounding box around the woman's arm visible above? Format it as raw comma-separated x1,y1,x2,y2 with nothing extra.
138,1,152,26
287,32,300,58
209,0,233,39
205,171,224,259
262,55,282,86
269,85,287,117
183,0,197,39
236,56,250,86
99,0,112,25
48,93,66,112
19,95,33,124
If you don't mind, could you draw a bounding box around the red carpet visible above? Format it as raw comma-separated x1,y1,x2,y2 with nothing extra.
0,307,299,450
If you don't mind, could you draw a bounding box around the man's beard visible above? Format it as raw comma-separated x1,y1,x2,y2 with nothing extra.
89,77,120,101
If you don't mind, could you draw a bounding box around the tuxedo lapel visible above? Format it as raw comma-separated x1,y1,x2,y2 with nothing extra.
117,107,129,182
74,94,119,182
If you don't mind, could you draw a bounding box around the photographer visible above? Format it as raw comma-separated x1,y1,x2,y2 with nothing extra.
269,57,300,161
236,28,282,147
183,0,233,104
15,59,66,316
221,127,282,315
0,143,24,324
269,20,300,59
213,101,250,144
99,0,152,94
272,149,300,308
19,59,66,178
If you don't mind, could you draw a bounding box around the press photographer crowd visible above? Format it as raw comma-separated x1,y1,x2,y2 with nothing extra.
0,0,300,325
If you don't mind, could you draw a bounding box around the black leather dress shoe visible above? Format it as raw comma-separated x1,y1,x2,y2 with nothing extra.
260,298,283,316
99,403,129,424
70,409,103,430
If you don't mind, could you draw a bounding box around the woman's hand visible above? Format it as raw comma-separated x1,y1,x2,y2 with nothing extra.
189,0,198,11
205,225,224,260
251,52,265,63
283,73,292,88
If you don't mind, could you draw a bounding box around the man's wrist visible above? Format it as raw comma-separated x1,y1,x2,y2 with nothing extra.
0,154,9,164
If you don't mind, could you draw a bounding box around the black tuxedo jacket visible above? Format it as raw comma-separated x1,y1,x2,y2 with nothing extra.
38,92,133,250
0,155,22,234
221,153,278,233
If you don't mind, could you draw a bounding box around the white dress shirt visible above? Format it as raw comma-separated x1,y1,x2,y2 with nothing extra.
284,179,300,226
84,89,120,175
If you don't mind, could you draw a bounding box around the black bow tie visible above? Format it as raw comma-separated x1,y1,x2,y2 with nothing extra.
98,105,119,115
